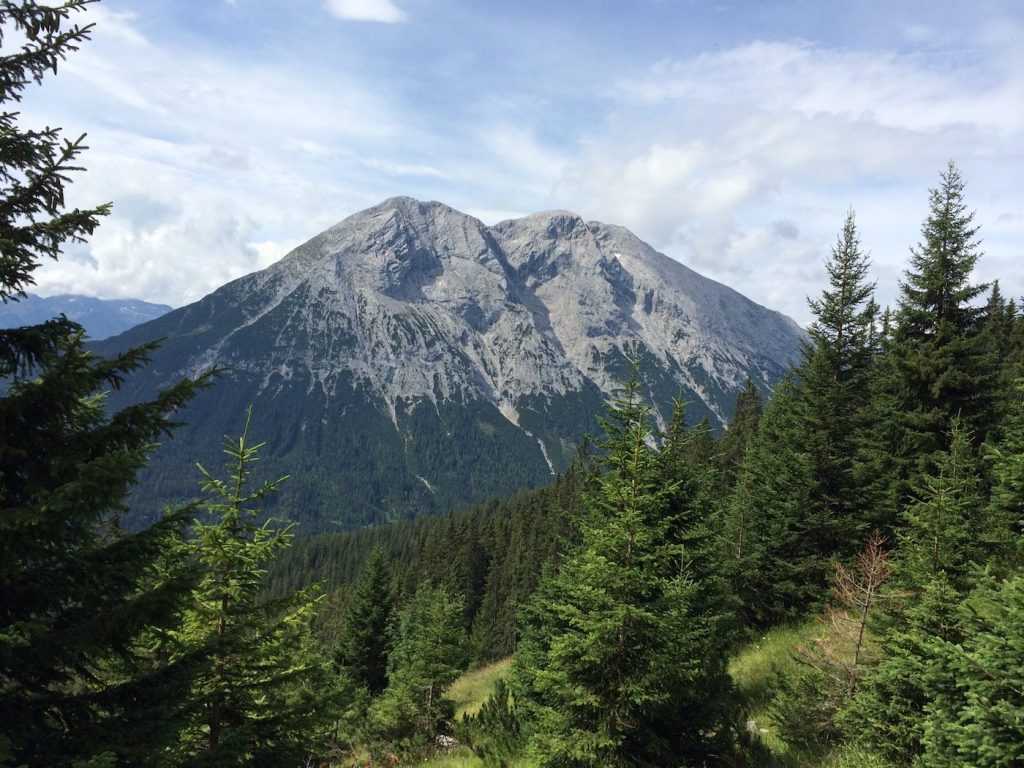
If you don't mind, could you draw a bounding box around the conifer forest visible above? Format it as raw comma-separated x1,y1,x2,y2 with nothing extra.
2,2,1023,766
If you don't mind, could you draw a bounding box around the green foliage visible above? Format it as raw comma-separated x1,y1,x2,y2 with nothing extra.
892,161,995,465
770,661,843,754
266,470,581,664
458,679,522,768
984,379,1024,569
841,424,984,763
370,583,468,754
800,211,879,553
897,418,983,590
851,310,904,535
722,377,819,628
514,377,736,767
167,408,335,766
0,4,208,765
920,574,1024,767
717,376,763,489
336,545,392,695
839,573,964,763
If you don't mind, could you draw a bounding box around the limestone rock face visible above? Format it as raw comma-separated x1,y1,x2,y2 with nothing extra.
96,197,804,532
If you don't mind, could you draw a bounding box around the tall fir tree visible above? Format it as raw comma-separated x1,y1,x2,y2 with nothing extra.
892,161,994,465
717,376,763,490
800,210,879,554
514,378,736,766
720,377,818,628
336,545,393,695
371,583,467,752
0,4,206,765
169,409,333,766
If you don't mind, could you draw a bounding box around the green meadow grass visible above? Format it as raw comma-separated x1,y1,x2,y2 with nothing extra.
447,657,514,719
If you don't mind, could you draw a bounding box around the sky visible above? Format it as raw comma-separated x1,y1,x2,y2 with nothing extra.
13,0,1024,325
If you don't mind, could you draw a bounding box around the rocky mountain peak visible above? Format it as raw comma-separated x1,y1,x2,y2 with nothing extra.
96,197,806,532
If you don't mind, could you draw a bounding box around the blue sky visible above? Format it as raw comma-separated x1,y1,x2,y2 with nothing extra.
18,0,1024,324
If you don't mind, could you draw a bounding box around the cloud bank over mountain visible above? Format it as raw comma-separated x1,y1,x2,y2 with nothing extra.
24,1,1024,325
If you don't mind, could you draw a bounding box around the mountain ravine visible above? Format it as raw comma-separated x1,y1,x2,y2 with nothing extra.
93,197,806,532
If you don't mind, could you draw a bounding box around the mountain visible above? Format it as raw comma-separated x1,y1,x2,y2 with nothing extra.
94,197,805,532
0,293,172,339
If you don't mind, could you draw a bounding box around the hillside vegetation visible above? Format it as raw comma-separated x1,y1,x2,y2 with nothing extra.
3,4,1024,765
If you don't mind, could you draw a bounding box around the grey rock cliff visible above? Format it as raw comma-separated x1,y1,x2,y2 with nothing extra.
96,197,805,531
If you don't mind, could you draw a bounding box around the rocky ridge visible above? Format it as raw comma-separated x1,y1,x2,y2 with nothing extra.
96,197,805,531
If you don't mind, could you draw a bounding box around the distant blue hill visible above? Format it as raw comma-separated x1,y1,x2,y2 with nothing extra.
0,293,172,340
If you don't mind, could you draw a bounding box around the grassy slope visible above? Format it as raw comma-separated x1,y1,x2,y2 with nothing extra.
447,657,514,719
417,658,536,768
728,623,893,768
413,627,895,767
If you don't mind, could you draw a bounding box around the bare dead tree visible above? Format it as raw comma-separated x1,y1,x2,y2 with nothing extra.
798,531,892,697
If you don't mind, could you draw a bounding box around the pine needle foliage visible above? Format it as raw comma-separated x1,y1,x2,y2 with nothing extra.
514,376,736,767
169,408,333,767
0,3,208,765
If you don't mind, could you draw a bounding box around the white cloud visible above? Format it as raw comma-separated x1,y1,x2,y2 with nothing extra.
544,35,1024,323
18,6,1024,326
20,8,410,305
323,0,407,23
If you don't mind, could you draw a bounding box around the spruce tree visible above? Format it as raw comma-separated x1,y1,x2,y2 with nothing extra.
371,583,467,751
892,161,994,463
458,678,522,768
982,286,1023,431
720,377,818,628
897,418,982,592
852,307,905,534
800,210,879,553
0,4,206,765
658,398,728,623
841,419,985,763
169,409,333,766
983,379,1024,569
718,376,763,489
839,573,964,763
336,545,393,695
920,574,1024,767
514,378,736,766
1008,305,1024,379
